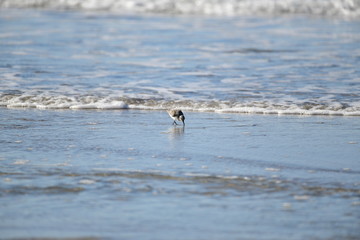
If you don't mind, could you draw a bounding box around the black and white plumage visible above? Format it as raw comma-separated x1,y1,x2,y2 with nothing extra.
167,109,185,125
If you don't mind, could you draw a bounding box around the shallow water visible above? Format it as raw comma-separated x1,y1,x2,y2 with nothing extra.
1,108,359,239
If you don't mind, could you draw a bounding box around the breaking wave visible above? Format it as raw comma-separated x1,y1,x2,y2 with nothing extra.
1,0,360,18
1,93,360,116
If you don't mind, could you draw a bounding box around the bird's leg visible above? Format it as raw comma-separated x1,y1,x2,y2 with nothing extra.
173,121,178,125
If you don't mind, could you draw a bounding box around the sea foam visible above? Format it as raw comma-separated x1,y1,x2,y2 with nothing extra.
1,0,360,18
1,93,360,116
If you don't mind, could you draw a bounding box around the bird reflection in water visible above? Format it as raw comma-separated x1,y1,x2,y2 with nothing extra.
168,125,185,140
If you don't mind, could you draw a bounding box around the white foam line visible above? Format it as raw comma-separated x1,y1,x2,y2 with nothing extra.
1,0,360,18
2,93,360,116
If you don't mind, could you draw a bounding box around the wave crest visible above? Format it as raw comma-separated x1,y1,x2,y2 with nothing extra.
1,93,360,116
1,0,360,18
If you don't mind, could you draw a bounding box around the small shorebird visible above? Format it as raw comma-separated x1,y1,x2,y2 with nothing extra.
167,109,185,126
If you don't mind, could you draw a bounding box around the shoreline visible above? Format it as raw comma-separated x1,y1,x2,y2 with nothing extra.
2,105,360,117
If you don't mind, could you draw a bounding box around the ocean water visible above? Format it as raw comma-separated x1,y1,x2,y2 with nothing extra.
1,3,360,115
1,1,360,239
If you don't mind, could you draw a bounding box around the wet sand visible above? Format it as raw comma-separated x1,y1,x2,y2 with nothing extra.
0,108,359,239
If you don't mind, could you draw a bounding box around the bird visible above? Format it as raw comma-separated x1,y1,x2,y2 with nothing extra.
167,109,185,126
